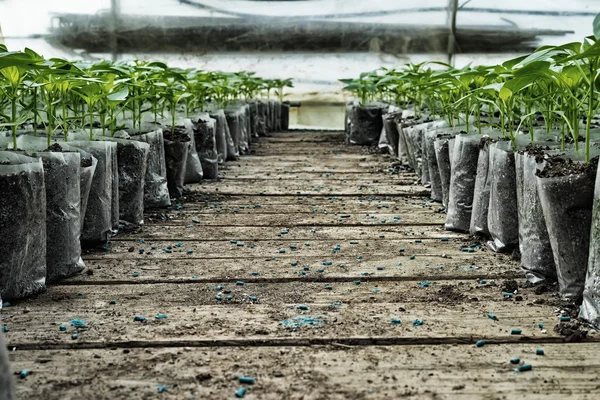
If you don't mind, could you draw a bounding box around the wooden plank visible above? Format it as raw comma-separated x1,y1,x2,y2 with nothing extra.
73,252,517,283
141,210,446,226
10,343,600,399
85,237,491,261
115,225,459,241
1,280,563,347
189,183,430,196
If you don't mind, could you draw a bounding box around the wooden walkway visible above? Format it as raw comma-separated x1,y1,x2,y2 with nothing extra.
3,130,599,399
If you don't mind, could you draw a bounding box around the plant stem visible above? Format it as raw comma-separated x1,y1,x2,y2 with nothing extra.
11,97,17,152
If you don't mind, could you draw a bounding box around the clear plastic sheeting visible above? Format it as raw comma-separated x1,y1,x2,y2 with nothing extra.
0,151,47,301
192,113,219,179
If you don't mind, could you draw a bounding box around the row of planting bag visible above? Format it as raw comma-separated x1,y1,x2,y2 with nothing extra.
346,101,600,329
0,99,287,397
0,100,288,304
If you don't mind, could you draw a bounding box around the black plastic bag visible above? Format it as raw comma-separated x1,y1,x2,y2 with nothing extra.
537,153,598,301
434,135,452,207
193,113,219,179
487,141,519,252
348,105,383,146
581,162,600,328
209,109,229,163
515,152,556,283
163,128,190,198
281,103,290,130
382,111,401,157
445,134,480,232
0,152,46,300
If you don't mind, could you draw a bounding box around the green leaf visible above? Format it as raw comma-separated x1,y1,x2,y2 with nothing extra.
594,12,600,40
0,66,21,86
107,87,129,102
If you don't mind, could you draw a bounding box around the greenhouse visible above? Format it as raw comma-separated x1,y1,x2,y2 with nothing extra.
1,0,600,398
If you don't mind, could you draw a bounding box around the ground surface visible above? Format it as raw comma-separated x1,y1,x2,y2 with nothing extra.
2,130,599,399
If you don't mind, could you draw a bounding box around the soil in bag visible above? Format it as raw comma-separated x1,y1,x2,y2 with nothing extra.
537,155,598,301
446,134,480,232
434,135,452,208
516,150,556,284
581,162,600,328
79,153,97,231
102,137,150,226
180,118,203,184
257,100,268,136
382,112,400,157
193,114,219,179
424,130,445,201
68,140,116,247
31,148,85,283
470,131,502,237
226,110,243,155
209,110,229,163
0,152,46,300
281,103,290,131
0,326,15,400
163,127,190,198
128,128,171,208
487,140,519,252
348,105,383,146
273,100,281,131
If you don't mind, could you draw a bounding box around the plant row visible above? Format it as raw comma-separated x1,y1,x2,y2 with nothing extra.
0,45,293,304
341,16,600,329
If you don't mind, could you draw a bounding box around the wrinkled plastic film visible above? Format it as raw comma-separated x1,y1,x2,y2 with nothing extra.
102,137,150,226
487,141,519,252
445,134,480,232
424,131,443,201
470,139,493,236
164,137,189,198
0,152,46,300
382,112,400,157
434,136,452,208
348,105,383,146
68,140,116,246
581,162,600,328
537,166,596,301
515,153,556,284
209,109,228,163
181,118,204,184
130,129,171,208
193,114,219,179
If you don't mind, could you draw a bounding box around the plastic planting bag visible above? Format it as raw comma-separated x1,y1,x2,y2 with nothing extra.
192,113,219,179
382,111,401,157
179,119,203,184
469,130,503,236
581,162,600,328
0,151,46,300
434,135,452,207
20,139,85,283
424,131,446,201
163,129,190,198
209,109,229,162
257,100,268,136
537,151,599,301
487,141,519,252
344,102,353,134
79,154,98,230
0,325,15,400
446,134,480,232
348,104,384,146
281,103,290,131
248,100,259,138
102,136,150,226
68,140,117,247
127,126,170,208
515,152,556,283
